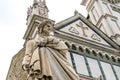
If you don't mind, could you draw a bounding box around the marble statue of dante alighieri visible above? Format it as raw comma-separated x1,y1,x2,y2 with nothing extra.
22,20,80,80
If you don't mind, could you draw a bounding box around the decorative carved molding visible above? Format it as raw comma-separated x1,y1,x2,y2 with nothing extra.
91,34,101,41
111,5,120,13
68,27,79,34
108,0,120,4
64,41,120,64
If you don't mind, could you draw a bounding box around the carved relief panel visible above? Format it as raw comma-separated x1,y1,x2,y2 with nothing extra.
60,20,110,46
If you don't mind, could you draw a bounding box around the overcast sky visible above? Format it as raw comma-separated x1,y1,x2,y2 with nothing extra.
0,0,87,79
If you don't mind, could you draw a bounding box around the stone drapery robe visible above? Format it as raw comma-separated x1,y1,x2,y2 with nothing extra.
22,36,80,80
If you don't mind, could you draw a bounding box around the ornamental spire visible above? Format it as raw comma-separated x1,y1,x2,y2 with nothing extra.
40,0,46,5
26,0,49,25
33,0,39,5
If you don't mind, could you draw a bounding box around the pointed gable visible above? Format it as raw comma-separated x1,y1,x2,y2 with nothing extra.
54,12,120,49
59,19,110,46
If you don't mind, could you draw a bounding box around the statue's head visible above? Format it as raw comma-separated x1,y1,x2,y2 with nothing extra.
37,20,54,36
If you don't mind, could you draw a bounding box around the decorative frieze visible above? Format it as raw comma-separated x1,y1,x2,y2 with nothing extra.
108,0,120,4
111,5,120,13
64,40,120,64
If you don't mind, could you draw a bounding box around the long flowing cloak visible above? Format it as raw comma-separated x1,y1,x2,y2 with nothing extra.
22,36,80,80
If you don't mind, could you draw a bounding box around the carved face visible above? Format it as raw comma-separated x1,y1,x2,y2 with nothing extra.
42,23,52,34
38,21,54,36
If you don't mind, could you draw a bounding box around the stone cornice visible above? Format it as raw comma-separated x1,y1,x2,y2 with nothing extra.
107,0,120,4
54,30,120,54
111,4,120,13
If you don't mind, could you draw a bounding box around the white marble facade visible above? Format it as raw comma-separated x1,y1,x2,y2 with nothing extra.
81,0,120,45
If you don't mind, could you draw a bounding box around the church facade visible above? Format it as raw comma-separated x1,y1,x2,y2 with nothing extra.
7,0,120,80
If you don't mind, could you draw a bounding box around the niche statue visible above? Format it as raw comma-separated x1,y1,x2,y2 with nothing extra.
22,20,80,80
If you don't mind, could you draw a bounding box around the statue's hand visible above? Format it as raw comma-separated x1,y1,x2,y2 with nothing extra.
37,37,48,47
22,64,30,71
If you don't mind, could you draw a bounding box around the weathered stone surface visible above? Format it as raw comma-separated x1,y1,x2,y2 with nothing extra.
6,48,28,80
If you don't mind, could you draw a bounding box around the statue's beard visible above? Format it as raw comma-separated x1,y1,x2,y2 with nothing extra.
38,31,50,36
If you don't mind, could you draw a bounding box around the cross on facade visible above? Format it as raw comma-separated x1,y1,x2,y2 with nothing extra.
76,22,88,37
